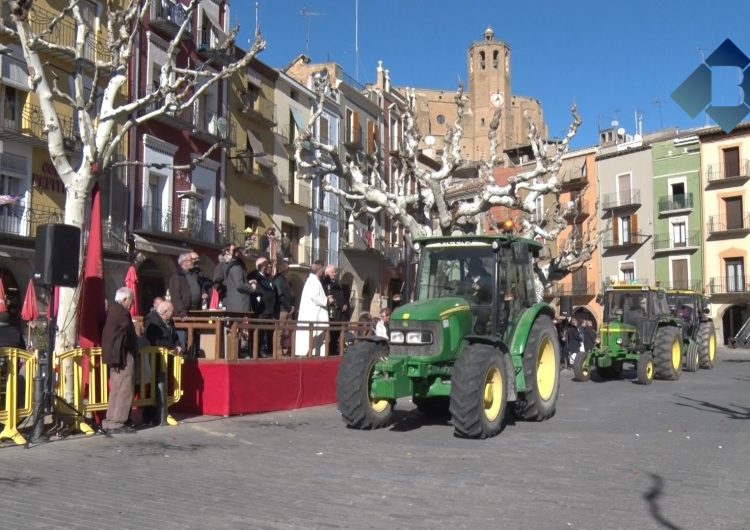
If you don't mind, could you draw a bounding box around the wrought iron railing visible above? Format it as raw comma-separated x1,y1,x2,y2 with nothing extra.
706,213,750,234
602,233,648,249
657,193,694,213
150,0,191,33
134,204,173,235
0,199,64,239
707,276,750,295
705,160,750,182
601,189,641,210
553,282,596,296
652,230,700,252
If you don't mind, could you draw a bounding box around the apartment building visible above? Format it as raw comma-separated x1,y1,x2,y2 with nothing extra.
698,124,750,343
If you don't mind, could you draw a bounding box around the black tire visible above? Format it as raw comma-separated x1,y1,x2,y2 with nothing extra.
637,354,654,385
653,326,682,380
597,360,624,379
413,396,450,418
449,344,507,439
697,322,716,369
512,315,560,421
337,341,393,429
573,351,590,382
685,341,699,372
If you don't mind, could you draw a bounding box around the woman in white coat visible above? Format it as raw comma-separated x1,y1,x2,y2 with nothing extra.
295,261,330,356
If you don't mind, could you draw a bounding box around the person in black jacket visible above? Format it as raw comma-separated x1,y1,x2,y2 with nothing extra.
248,256,278,357
321,265,349,355
564,317,583,369
273,258,295,355
145,301,182,352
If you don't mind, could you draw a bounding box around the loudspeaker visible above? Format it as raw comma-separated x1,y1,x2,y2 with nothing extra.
559,295,573,318
34,224,81,287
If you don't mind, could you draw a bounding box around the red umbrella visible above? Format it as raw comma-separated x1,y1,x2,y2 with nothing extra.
209,287,220,310
0,276,7,314
46,285,59,320
21,279,39,322
125,264,140,317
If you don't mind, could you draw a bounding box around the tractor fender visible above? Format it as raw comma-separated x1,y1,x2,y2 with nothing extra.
509,303,557,359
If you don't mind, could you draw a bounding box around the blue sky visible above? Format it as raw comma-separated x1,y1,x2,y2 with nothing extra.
237,1,750,148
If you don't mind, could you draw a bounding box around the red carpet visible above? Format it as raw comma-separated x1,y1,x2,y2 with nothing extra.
173,357,342,416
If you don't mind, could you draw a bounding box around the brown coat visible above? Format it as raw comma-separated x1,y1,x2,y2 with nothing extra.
101,301,137,367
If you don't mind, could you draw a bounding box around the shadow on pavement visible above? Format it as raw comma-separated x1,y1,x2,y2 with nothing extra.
643,472,683,530
389,408,450,433
674,395,750,420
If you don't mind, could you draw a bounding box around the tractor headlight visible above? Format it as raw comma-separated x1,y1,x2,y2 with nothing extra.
595,337,601,345
616,337,623,345
390,331,405,344
406,331,433,345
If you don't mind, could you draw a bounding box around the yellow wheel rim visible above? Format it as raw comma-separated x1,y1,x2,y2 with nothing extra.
368,363,389,413
537,336,556,401
709,334,716,363
483,365,503,421
646,360,654,380
672,339,681,370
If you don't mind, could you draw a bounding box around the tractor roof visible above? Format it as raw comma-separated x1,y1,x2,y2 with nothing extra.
605,284,660,293
414,234,543,251
665,289,699,295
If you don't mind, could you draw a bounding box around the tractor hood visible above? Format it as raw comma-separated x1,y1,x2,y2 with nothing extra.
392,297,471,322
600,321,637,350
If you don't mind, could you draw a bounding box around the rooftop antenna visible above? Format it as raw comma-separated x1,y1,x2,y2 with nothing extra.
254,2,260,37
301,7,326,56
653,98,664,129
355,0,359,82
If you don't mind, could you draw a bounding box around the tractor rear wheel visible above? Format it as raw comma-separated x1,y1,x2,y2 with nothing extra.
653,326,682,380
337,341,393,429
449,345,507,439
637,354,654,385
512,315,560,421
597,360,624,379
413,397,450,418
697,322,716,369
685,341,699,372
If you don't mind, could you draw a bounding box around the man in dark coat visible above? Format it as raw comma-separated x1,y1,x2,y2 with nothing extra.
144,300,181,426
564,317,583,369
321,265,349,355
101,287,138,433
224,247,253,312
212,245,235,308
248,256,278,357
273,258,295,355
168,252,210,317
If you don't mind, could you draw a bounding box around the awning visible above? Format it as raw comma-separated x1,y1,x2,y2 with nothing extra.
290,107,307,133
133,233,191,256
247,130,274,168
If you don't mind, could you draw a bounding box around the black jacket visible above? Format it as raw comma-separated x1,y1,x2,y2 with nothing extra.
101,302,137,367
321,276,348,321
145,312,181,350
248,270,278,318
0,322,25,349
273,273,295,313
564,323,583,355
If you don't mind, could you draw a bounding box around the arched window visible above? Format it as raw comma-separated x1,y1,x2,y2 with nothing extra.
479,51,485,70
493,50,499,68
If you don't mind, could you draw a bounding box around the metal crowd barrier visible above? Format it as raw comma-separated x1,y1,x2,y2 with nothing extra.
0,348,38,445
56,347,184,435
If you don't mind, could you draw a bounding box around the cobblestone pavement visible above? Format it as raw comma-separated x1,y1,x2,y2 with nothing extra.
1,346,749,530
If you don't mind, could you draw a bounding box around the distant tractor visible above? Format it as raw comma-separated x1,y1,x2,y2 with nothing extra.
665,289,716,371
573,285,683,385
336,235,561,439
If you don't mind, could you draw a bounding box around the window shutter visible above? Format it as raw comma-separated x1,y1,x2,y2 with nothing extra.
631,214,639,243
613,217,619,244
368,121,376,155
353,112,360,145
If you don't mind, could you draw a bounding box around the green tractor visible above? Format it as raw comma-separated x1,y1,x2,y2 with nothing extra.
665,289,717,371
336,235,561,439
573,285,684,385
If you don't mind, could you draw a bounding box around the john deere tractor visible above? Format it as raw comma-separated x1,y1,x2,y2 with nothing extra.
665,289,716,371
573,285,684,385
336,235,561,439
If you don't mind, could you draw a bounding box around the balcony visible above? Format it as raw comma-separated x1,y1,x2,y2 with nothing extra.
652,230,700,253
553,282,596,297
280,179,312,208
343,127,363,149
658,279,702,292
178,211,217,244
191,111,235,145
0,103,79,150
134,204,173,235
238,93,276,127
560,167,588,190
706,213,750,236
707,276,750,296
143,89,193,130
197,24,234,66
0,199,64,240
602,233,648,250
562,199,590,222
231,154,276,186
658,193,694,215
149,0,191,39
601,189,641,210
705,160,750,186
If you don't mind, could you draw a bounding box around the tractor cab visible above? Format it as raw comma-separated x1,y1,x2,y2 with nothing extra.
602,285,672,344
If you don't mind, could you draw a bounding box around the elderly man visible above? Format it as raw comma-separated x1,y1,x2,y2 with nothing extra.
102,287,138,434
248,256,278,357
321,265,349,355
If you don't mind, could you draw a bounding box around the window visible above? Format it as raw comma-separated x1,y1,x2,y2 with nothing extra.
533,196,544,223
492,50,499,68
281,223,300,263
672,221,687,247
671,259,689,290
620,215,631,244
319,115,329,145
725,258,745,292
617,173,631,205
0,173,22,233
479,51,485,69
436,114,445,125
670,181,686,208
620,261,635,283
724,196,744,229
723,147,740,178
389,116,399,151
2,87,20,131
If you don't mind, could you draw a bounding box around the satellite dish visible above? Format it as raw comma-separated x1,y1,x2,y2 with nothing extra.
490,92,504,108
617,127,626,137
424,135,436,147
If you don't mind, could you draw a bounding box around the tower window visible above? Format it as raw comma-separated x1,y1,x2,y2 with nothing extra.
436,114,446,125
479,51,485,70
493,50,499,68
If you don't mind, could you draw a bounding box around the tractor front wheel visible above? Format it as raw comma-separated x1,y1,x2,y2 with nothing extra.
337,341,393,429
573,352,590,382
654,326,682,380
449,345,507,439
637,354,654,385
685,342,699,372
697,322,716,369
513,315,561,421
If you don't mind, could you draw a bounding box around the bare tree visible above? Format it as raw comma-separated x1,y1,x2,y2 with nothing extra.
1,1,265,385
295,69,601,296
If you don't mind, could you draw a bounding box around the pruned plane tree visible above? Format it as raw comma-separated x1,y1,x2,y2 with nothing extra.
294,69,602,299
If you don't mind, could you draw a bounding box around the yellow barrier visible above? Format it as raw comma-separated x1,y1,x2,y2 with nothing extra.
0,348,38,445
56,347,184,435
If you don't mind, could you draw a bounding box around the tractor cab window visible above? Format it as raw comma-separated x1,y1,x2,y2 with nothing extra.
605,291,648,324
